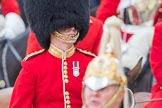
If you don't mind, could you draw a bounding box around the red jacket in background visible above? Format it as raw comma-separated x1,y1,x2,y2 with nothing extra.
144,22,162,107
96,0,120,23
95,0,133,41
26,16,103,55
1,0,20,16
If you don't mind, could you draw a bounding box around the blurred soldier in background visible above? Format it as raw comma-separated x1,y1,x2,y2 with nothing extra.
0,0,25,40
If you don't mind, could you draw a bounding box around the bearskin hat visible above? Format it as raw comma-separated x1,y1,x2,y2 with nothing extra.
23,0,90,49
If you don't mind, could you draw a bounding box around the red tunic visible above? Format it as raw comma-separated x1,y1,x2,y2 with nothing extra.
9,46,94,108
144,22,162,107
96,0,120,23
1,0,20,16
26,16,103,55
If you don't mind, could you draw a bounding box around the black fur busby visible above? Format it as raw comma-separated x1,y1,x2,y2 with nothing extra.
23,0,90,49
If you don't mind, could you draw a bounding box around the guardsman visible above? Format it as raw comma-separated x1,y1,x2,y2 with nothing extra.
82,16,133,108
9,0,95,108
82,49,127,108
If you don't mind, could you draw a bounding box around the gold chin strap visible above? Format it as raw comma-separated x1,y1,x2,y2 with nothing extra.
103,76,127,108
52,31,79,41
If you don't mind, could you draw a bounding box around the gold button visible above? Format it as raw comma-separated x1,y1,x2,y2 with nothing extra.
65,91,69,96
64,79,69,83
66,95,70,100
64,75,68,78
63,66,68,70
160,86,162,90
63,70,68,74
66,100,70,104
64,61,68,65
0,80,5,88
67,105,71,108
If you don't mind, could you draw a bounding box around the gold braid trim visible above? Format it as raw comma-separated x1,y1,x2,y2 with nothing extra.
76,48,96,57
103,75,127,108
23,49,45,61
103,84,124,108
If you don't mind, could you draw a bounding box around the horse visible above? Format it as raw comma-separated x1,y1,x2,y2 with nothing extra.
125,54,153,93
0,27,29,89
124,56,153,108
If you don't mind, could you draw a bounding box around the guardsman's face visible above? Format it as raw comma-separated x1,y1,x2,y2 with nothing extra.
84,85,119,108
58,27,78,37
51,27,79,44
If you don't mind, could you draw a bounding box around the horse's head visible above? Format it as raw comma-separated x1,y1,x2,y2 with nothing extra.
124,57,143,93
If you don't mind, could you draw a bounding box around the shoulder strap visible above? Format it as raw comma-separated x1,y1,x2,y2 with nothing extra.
23,49,45,61
76,48,96,57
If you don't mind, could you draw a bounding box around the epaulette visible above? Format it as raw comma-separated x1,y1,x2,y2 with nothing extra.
23,49,45,61
76,48,96,57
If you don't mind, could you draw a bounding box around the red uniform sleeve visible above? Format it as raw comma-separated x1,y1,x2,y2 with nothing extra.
1,0,20,16
9,62,36,108
96,0,120,23
150,22,162,85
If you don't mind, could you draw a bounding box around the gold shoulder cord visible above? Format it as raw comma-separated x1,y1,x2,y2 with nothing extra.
23,49,45,61
76,48,96,57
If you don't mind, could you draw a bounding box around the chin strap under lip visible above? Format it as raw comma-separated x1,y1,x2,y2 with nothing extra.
52,31,79,41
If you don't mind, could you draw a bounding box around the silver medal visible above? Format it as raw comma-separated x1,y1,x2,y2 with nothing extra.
73,61,80,77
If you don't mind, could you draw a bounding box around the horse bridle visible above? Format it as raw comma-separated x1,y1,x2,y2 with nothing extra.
2,39,22,87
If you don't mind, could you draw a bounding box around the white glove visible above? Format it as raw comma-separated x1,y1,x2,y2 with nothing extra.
0,27,15,40
122,27,154,69
121,40,130,54
0,15,5,32
0,12,26,40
